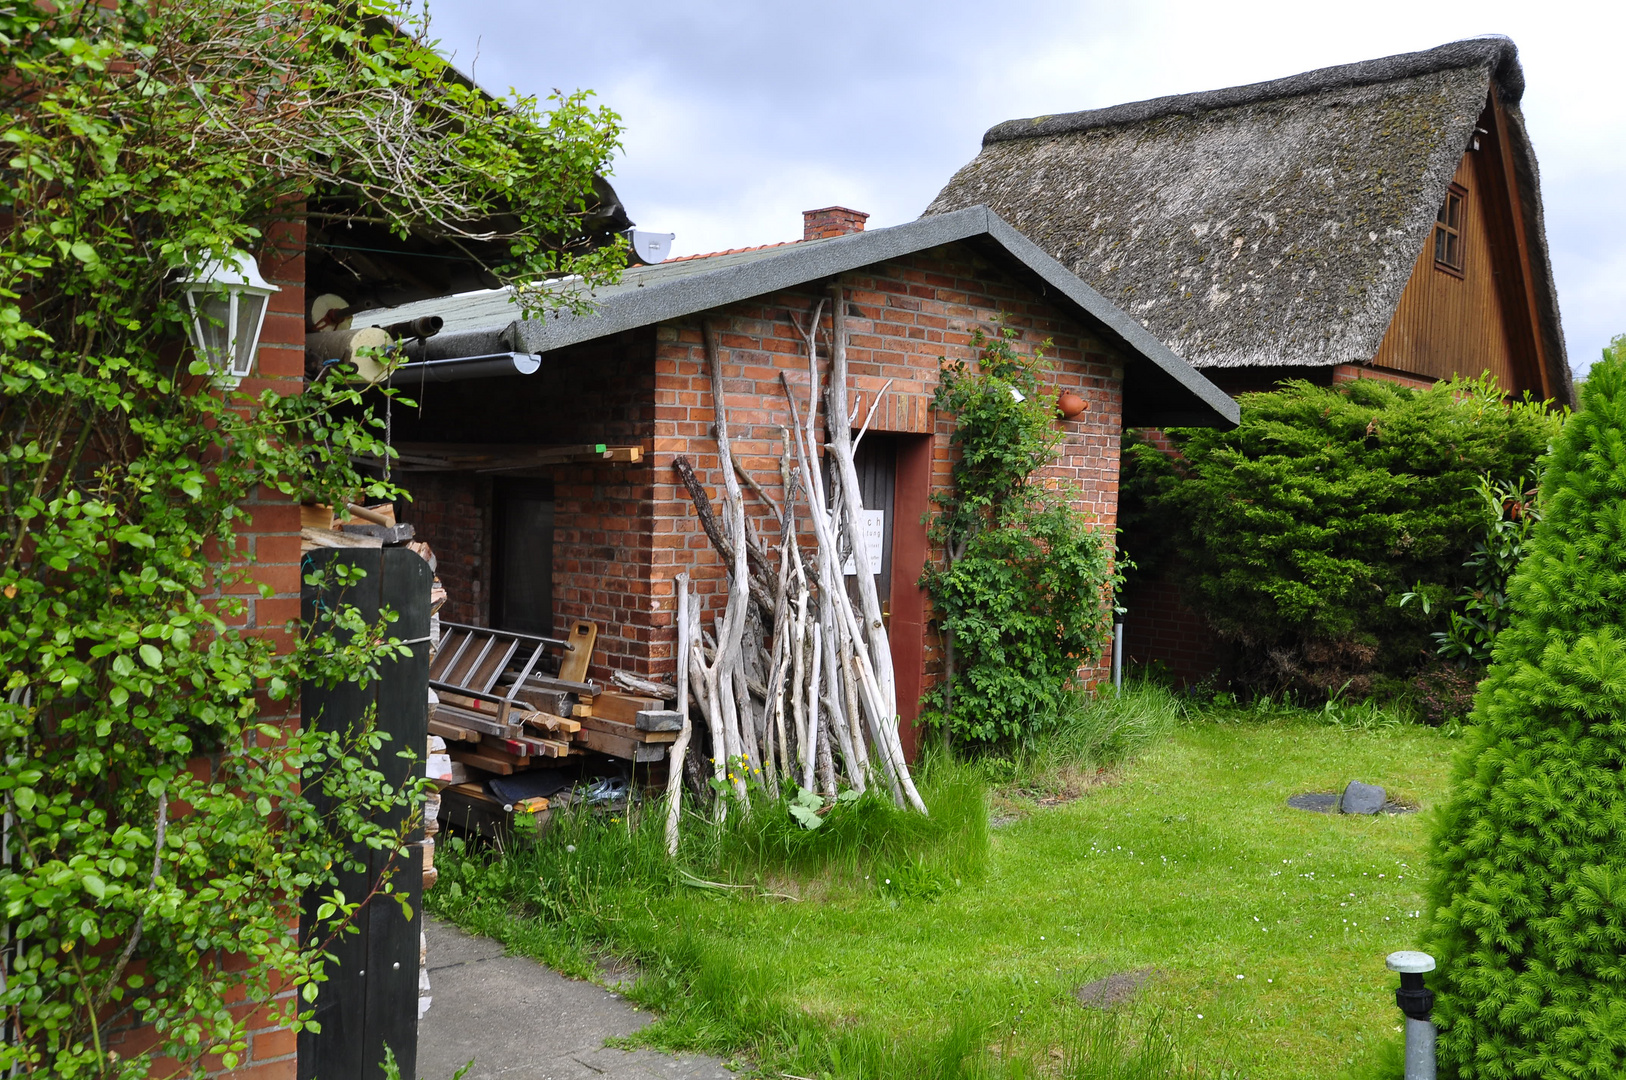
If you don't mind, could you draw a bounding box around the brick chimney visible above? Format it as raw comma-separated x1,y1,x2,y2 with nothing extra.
802,206,869,241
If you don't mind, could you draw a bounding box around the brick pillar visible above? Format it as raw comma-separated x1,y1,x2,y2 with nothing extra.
105,221,308,1080
802,206,869,241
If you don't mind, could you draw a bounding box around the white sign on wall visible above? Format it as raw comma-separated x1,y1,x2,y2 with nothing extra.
841,508,886,576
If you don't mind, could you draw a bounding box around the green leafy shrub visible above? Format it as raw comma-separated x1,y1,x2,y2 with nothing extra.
1121,375,1561,696
924,326,1118,743
1423,337,1626,1078
1402,474,1541,664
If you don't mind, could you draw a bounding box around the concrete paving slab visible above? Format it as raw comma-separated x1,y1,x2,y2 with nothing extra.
417,918,735,1080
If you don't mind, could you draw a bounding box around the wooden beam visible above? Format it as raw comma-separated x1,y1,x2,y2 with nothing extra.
367,442,645,473
447,748,518,775
579,714,679,744
428,718,481,743
1489,92,1554,401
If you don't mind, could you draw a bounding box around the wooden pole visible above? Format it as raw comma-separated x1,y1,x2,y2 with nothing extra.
664,573,692,855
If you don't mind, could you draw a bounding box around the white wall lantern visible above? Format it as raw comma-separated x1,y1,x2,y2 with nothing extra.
179,251,279,386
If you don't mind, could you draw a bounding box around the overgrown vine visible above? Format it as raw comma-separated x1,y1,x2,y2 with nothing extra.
922,325,1119,745
0,1,623,1075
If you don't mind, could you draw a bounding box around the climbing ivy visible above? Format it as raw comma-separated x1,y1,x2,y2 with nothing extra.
922,326,1118,745
0,1,622,1075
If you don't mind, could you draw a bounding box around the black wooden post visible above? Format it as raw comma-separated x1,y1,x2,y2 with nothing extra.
298,547,431,1080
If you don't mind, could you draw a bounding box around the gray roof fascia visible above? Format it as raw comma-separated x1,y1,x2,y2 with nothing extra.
505,207,997,356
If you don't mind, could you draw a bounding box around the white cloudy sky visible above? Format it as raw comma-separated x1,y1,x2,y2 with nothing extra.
425,0,1622,377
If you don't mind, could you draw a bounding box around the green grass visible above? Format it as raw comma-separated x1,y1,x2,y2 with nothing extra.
428,697,1454,1079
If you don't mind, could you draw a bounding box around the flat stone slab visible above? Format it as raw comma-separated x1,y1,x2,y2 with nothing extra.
418,917,735,1080
1341,781,1387,815
1288,791,1417,815
1074,968,1154,1009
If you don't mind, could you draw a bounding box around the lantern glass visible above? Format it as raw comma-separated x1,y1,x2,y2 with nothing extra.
187,290,234,369
230,290,268,378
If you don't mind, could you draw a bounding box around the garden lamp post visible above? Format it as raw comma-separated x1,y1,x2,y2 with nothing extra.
1387,950,1437,1080
179,251,279,387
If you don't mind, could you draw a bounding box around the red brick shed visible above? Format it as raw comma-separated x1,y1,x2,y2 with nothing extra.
367,205,1235,753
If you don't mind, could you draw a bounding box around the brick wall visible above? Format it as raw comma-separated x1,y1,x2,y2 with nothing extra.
647,244,1128,732
1119,570,1226,687
401,471,492,625
1330,361,1437,390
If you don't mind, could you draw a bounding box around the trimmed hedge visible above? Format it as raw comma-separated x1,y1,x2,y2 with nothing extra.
1120,376,1561,695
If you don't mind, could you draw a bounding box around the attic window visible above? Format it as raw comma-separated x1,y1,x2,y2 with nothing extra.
1433,184,1466,275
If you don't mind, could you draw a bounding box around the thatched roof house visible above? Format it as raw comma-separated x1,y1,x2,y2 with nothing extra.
926,37,1572,406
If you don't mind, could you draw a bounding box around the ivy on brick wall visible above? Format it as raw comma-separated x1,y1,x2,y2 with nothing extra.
922,326,1119,745
0,1,622,1076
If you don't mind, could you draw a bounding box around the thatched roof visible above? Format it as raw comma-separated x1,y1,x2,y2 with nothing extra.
926,38,1568,393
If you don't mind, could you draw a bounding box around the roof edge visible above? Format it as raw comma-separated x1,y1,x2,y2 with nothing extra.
387,206,1238,426
983,36,1522,146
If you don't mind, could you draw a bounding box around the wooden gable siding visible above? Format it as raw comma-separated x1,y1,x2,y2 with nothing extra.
1370,97,1548,397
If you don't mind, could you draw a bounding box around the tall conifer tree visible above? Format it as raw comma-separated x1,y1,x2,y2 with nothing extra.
1425,342,1626,1078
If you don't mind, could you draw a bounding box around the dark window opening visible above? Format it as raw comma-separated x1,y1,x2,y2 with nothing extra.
1433,185,1466,275
492,479,554,638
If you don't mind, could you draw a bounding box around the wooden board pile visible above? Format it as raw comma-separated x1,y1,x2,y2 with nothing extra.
426,621,684,837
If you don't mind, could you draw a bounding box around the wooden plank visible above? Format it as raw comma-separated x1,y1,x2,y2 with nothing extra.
517,687,574,717
439,689,501,716
557,621,597,684
586,690,663,725
523,712,581,735
301,526,381,550
448,780,500,802
438,785,515,843
611,672,678,701
384,442,645,472
469,739,531,767
521,673,599,697
427,718,481,743
447,748,518,775
580,714,679,744
434,703,520,739
574,726,667,762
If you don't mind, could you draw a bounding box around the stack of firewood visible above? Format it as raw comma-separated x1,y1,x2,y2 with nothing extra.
664,287,925,852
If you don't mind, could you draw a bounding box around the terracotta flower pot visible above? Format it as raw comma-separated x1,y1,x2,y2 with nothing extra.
1057,391,1086,420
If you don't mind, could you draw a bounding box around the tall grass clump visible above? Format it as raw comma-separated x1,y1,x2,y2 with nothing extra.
974,680,1185,797
700,757,989,885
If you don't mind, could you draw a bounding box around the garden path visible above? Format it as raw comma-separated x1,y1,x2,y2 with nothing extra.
417,917,735,1080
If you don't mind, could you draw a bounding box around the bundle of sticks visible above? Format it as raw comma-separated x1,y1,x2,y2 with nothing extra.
663,287,925,852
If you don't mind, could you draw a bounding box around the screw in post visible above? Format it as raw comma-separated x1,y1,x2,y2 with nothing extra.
1387,950,1436,1080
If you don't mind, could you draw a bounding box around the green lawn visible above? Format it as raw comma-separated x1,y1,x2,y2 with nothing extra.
430,713,1458,1079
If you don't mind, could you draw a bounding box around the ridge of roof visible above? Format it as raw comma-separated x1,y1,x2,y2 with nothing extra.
983,36,1521,146
663,241,798,264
